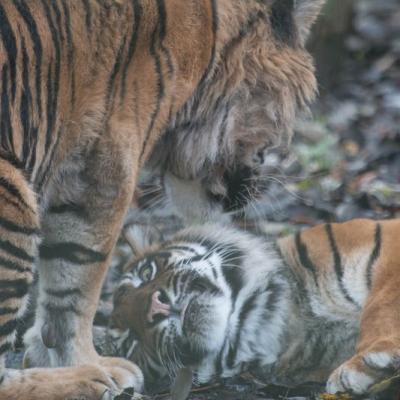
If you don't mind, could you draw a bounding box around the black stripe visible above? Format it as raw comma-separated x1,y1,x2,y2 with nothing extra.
366,223,382,289
0,278,29,289
0,255,31,274
60,0,73,65
0,238,35,263
171,274,179,297
0,286,29,302
45,287,82,298
187,254,206,263
0,65,14,154
221,248,244,302
36,0,61,179
60,0,75,106
39,242,107,264
0,151,25,171
0,192,27,215
139,0,167,163
173,0,218,133
81,0,92,33
36,125,62,192
157,326,167,355
0,307,18,316
325,224,357,305
49,0,64,43
0,342,12,354
20,36,33,166
0,2,17,101
45,62,56,154
26,125,38,175
197,0,218,92
220,10,265,59
13,0,43,116
222,266,243,301
120,0,142,101
210,0,218,34
104,33,127,113
165,245,198,254
157,0,174,76
294,232,319,285
0,216,39,235
217,104,230,148
226,291,259,368
43,302,81,315
194,0,218,87
0,176,32,212
214,336,227,378
48,203,88,219
0,319,18,338
177,272,190,303
264,279,283,317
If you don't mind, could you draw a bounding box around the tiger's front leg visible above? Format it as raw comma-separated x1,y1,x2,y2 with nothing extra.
327,251,400,395
24,141,141,384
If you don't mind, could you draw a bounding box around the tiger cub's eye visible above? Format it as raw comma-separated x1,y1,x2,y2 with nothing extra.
139,261,155,282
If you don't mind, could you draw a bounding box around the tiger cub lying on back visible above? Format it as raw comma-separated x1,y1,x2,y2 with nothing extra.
109,219,399,395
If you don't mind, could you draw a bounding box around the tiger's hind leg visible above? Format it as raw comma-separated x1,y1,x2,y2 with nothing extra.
327,254,400,395
0,157,39,378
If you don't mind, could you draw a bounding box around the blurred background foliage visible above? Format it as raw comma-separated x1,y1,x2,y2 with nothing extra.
246,0,400,235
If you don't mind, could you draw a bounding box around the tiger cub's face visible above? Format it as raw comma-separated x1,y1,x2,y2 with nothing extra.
111,236,234,367
110,225,286,386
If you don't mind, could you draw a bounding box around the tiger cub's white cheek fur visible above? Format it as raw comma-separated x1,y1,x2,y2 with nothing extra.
199,296,231,352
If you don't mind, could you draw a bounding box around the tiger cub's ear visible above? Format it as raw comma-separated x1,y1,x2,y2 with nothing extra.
123,223,164,259
269,0,325,46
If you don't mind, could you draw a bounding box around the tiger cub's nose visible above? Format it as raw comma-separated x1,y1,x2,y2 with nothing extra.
147,290,171,323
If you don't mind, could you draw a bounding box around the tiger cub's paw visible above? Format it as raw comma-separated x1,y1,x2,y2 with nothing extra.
326,348,400,395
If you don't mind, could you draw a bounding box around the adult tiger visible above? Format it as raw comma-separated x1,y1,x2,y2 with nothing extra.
110,219,399,396
0,0,324,398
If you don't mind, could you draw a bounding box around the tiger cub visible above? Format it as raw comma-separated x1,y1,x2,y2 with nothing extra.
110,219,400,396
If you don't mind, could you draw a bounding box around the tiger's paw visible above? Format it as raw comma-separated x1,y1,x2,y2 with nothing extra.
1,363,143,400
22,354,144,395
326,348,400,395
